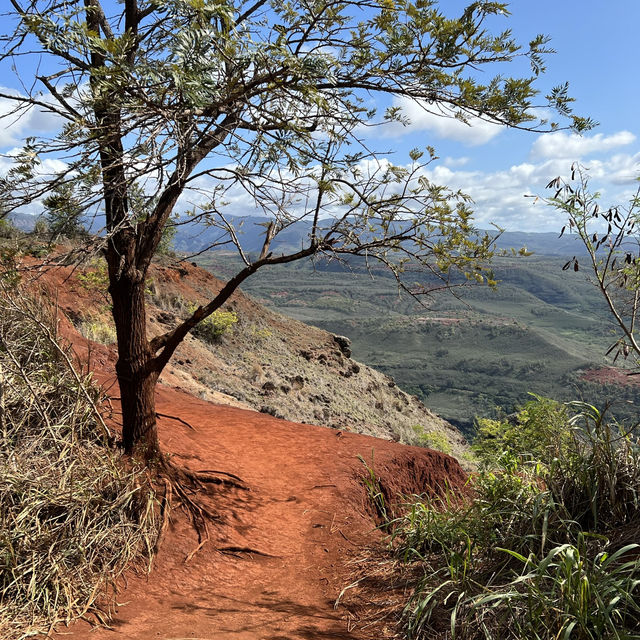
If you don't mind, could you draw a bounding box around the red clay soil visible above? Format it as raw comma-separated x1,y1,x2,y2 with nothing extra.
43,346,465,639
29,261,467,640
581,366,640,387
53,378,465,640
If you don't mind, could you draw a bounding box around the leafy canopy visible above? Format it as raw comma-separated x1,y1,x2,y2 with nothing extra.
1,0,591,287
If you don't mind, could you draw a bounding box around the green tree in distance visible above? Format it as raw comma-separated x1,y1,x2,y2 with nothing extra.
43,182,87,240
0,0,592,459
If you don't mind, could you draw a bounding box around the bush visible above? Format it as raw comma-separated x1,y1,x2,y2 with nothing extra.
77,260,109,292
391,398,640,640
77,318,117,344
0,292,158,638
0,219,17,239
411,425,453,455
473,395,571,466
188,305,238,343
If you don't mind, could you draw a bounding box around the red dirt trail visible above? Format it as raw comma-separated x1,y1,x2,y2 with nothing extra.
53,372,465,640
30,262,467,639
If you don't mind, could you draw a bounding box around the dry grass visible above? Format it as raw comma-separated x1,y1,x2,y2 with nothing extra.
0,291,159,639
76,317,117,344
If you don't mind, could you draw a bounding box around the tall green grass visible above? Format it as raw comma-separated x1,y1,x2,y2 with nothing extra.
391,398,640,639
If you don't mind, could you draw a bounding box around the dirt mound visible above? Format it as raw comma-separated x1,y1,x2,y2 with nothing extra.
374,450,466,506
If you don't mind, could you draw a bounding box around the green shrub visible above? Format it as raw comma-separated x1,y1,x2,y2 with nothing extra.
0,219,17,239
77,260,109,292
546,403,640,532
473,395,571,466
391,399,640,640
188,305,238,343
412,425,452,455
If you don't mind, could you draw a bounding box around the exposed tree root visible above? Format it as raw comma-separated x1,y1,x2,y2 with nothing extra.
216,546,280,558
156,411,197,431
153,457,250,546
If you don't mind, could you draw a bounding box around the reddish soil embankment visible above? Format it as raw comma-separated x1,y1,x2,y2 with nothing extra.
55,378,464,640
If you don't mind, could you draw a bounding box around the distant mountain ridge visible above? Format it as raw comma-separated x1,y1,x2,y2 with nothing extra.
170,215,587,257
11,211,587,257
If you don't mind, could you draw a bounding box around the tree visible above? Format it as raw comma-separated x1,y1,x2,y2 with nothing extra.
545,165,640,369
0,0,591,459
43,182,87,240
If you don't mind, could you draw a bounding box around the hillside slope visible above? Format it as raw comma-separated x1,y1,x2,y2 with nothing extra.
199,253,640,433
37,256,467,459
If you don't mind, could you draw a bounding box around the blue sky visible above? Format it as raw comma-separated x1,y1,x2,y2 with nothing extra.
355,1,640,231
0,1,638,232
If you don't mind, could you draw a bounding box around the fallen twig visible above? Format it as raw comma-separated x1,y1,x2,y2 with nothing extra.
156,411,197,431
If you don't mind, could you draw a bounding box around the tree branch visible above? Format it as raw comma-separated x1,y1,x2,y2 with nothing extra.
149,244,320,372
135,112,240,273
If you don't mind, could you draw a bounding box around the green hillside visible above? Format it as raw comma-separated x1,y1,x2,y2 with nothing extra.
198,252,639,435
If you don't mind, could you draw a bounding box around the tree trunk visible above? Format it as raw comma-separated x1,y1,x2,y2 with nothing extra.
110,269,160,458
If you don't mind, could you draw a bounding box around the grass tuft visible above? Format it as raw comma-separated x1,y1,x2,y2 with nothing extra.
0,292,159,639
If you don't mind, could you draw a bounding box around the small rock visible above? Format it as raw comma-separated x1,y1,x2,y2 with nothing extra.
262,381,277,392
351,363,360,374
157,311,175,324
333,334,352,358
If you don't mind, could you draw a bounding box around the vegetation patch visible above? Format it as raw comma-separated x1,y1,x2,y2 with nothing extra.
76,260,109,292
411,425,453,455
187,305,238,344
0,293,158,639
76,317,117,344
367,398,640,639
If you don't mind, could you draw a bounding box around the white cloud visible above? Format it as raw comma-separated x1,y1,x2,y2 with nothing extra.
415,152,640,232
0,89,63,149
378,97,503,146
530,131,636,160
179,149,640,234
443,156,470,168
